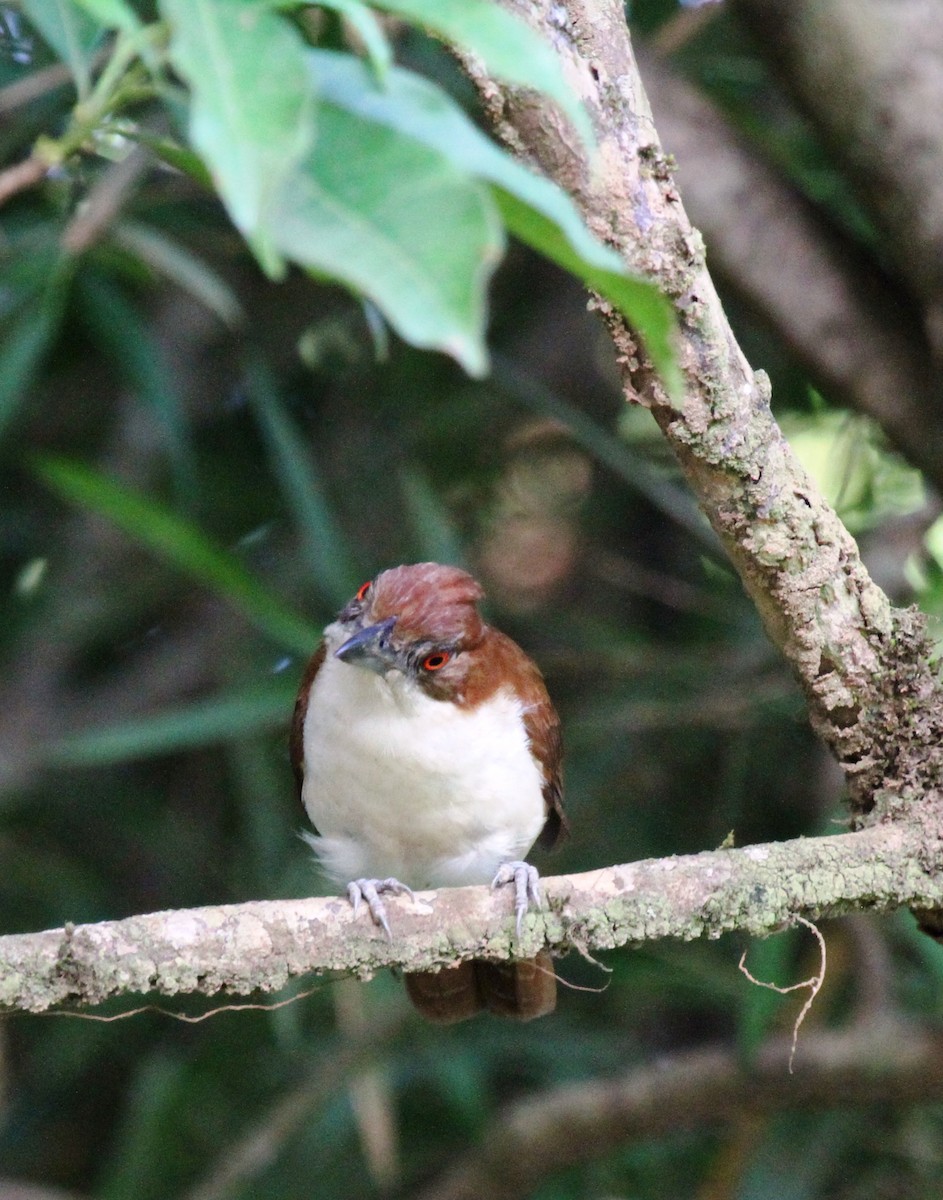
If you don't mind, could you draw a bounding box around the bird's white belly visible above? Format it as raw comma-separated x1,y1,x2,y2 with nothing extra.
301,655,546,889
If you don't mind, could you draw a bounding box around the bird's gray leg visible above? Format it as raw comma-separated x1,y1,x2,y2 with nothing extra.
346,878,415,940
491,861,541,939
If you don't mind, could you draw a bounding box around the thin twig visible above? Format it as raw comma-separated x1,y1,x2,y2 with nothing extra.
61,144,151,254
0,154,47,207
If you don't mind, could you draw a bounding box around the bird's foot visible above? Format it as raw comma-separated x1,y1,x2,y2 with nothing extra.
492,860,541,939
346,877,415,940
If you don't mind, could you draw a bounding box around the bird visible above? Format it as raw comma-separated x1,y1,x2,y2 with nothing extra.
290,562,567,1023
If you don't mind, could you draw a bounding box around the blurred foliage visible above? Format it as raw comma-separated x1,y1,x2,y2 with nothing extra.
1,2,942,1199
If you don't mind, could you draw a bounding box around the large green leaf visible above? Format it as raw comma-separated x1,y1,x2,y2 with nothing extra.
35,455,318,654
310,50,680,396
369,0,593,146
271,100,504,376
160,0,317,275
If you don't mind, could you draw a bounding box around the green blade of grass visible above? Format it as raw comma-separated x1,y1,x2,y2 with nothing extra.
245,358,360,609
46,681,296,767
34,455,318,654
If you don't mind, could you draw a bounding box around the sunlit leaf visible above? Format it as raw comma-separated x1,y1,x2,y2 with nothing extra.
310,50,680,396
35,455,318,654
271,98,503,376
160,0,318,275
369,0,593,146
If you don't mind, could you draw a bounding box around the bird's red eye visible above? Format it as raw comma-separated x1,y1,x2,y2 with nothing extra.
355,580,371,602
422,651,451,671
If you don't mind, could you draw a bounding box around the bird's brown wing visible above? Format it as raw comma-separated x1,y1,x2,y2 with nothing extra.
515,649,567,852
290,640,326,811
523,697,567,851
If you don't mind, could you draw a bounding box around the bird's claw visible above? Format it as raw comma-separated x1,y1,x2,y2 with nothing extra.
492,860,542,940
346,877,415,940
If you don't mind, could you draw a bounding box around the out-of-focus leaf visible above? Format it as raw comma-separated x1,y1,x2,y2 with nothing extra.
160,0,317,275
71,0,140,32
130,130,215,188
96,1053,191,1200
783,410,924,534
76,270,197,493
316,0,392,79
245,358,360,608
34,455,318,654
113,220,245,328
0,253,72,440
496,189,681,399
311,50,679,396
369,0,593,147
399,467,465,568
20,0,100,97
46,681,295,766
271,99,503,376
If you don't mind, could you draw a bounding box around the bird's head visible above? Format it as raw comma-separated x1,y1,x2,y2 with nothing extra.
329,563,486,699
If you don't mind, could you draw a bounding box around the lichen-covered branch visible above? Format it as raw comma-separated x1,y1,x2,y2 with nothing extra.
416,1021,943,1200
2,825,941,1014
466,0,943,817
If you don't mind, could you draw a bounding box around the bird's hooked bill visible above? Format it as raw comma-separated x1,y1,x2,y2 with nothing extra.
335,616,398,673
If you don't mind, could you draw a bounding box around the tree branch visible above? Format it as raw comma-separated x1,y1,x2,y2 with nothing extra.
2,825,940,1015
415,1020,943,1200
0,154,47,207
465,0,943,816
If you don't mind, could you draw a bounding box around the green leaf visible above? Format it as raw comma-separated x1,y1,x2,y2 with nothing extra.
46,681,295,766
399,467,465,568
369,0,593,147
496,189,681,399
34,455,319,654
160,0,318,275
245,358,361,608
21,0,100,98
129,131,215,188
113,220,245,329
75,271,197,495
71,0,140,33
0,252,72,441
316,0,393,79
310,50,680,397
271,99,503,375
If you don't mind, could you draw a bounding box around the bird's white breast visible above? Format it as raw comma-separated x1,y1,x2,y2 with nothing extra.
300,644,547,890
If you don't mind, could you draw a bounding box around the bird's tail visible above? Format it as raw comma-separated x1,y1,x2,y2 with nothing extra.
404,953,556,1024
